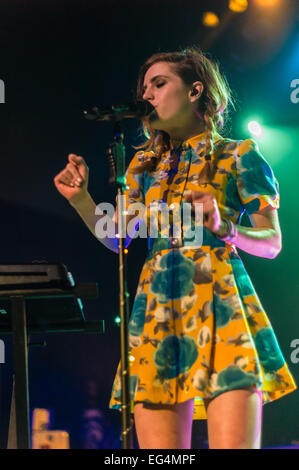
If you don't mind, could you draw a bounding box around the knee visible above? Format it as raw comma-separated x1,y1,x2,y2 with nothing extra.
209,430,261,449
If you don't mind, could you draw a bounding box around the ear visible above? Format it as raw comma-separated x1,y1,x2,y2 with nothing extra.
188,81,204,103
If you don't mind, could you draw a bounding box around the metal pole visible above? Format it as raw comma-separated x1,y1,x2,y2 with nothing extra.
118,189,132,448
105,119,134,448
11,296,30,449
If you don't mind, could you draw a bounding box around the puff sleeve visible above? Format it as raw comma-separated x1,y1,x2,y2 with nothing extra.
236,139,280,215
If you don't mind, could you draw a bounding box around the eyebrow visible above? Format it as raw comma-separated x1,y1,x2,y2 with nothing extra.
142,75,169,93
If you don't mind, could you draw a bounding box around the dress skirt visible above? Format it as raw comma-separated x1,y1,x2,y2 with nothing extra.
109,238,297,419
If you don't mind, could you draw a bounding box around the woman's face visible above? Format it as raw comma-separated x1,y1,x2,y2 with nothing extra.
142,61,200,135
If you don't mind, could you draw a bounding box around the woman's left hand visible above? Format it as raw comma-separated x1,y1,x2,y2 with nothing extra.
184,190,225,235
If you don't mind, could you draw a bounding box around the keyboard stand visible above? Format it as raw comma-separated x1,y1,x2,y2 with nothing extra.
0,283,103,449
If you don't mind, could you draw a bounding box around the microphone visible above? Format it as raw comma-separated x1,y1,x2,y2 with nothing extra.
83,100,155,121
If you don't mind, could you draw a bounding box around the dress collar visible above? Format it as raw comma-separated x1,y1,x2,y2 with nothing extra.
169,131,222,153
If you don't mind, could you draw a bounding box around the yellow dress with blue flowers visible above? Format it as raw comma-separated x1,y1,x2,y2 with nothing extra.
109,131,297,419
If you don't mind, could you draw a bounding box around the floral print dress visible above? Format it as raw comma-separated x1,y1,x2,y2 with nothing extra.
109,131,297,419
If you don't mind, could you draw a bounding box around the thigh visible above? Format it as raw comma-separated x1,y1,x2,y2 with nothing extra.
134,399,194,449
204,385,263,449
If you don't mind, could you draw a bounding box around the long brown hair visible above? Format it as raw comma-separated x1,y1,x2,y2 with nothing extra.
131,47,234,176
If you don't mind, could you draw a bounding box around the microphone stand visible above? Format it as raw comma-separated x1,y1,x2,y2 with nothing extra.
83,101,154,449
106,120,133,450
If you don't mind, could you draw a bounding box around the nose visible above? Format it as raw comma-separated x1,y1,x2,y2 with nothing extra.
142,88,154,102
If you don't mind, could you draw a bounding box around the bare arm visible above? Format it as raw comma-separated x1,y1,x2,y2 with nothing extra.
54,153,138,254
69,192,119,253
214,206,282,259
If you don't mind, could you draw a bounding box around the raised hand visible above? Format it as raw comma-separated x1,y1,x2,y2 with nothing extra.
184,190,223,234
54,154,89,205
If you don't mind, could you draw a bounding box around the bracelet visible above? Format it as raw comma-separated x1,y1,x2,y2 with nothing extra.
215,218,237,243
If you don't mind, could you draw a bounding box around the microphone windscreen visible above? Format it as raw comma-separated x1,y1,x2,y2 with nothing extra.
135,100,155,118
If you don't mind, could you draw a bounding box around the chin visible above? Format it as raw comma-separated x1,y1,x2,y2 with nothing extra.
149,116,172,132
148,118,165,131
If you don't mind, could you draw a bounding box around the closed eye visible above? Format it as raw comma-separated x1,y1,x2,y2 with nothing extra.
142,81,166,97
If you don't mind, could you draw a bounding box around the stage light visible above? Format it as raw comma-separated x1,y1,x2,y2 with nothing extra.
202,12,220,27
253,0,279,7
114,316,121,325
124,248,128,254
254,126,297,165
248,121,264,138
229,0,248,13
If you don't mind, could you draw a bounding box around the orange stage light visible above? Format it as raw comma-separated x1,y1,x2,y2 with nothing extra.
253,0,280,6
202,11,220,27
229,0,248,13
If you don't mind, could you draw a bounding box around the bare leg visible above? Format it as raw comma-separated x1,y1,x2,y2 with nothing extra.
203,385,263,449
134,399,194,449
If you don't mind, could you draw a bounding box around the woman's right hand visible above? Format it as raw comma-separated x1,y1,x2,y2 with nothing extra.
54,154,89,206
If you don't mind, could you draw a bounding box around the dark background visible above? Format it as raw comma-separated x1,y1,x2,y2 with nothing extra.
0,0,298,449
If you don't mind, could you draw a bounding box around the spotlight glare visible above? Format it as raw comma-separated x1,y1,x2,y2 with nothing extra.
248,121,264,138
229,0,248,13
202,12,220,27
253,0,279,7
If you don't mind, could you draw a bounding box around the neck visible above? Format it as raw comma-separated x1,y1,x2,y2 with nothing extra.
167,120,206,146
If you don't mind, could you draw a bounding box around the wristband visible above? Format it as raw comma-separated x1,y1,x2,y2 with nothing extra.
215,218,237,244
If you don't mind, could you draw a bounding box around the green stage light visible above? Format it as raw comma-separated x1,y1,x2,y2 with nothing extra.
114,316,121,325
248,120,264,138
